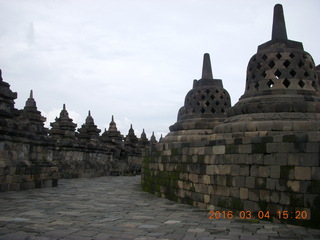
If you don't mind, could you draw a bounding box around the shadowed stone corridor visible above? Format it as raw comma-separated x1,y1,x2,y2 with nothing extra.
0,176,319,240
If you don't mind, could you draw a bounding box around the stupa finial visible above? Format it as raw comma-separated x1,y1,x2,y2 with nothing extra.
29,90,33,99
201,53,213,79
272,4,287,41
63,104,66,111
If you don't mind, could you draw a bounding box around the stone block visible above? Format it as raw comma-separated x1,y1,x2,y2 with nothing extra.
245,177,255,188
248,189,259,201
250,165,259,177
288,154,300,166
263,153,276,165
270,166,280,178
306,143,319,153
20,181,35,190
266,178,276,190
266,143,277,153
188,174,199,183
279,192,290,205
216,175,227,186
194,183,207,193
239,144,252,153
206,165,214,175
287,180,300,192
275,153,288,165
230,187,240,198
215,165,231,175
311,167,320,180
204,194,210,204
300,153,319,167
304,194,318,208
239,165,250,176
235,176,245,187
295,167,311,180
277,142,295,153
231,165,240,176
260,189,270,202
201,175,211,184
212,145,225,155
276,179,286,191
270,192,280,203
259,166,270,177
243,200,254,211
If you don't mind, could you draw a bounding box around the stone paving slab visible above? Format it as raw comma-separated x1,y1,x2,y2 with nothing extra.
0,176,319,240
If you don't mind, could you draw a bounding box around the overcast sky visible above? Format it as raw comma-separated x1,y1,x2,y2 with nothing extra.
0,0,319,140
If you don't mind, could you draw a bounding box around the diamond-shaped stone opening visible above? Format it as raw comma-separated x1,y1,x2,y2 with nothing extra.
290,70,297,77
283,78,290,88
192,108,196,113
298,80,305,88
210,95,215,100
283,60,290,68
304,71,310,77
289,53,295,58
201,108,205,113
261,71,267,78
220,95,224,99
298,60,304,68
268,60,275,68
224,102,228,106
252,73,256,79
254,82,259,90
267,80,274,88
201,95,205,100
206,89,210,94
276,53,282,59
274,69,282,78
215,89,219,94
262,54,268,61
215,101,220,106
252,56,256,62
309,63,313,70
205,101,210,106
211,108,216,113
257,63,262,70
196,102,201,106
221,108,225,113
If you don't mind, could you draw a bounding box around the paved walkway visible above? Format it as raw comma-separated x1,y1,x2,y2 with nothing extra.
0,176,319,240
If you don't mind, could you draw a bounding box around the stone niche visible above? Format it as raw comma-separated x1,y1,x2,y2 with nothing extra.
141,4,320,228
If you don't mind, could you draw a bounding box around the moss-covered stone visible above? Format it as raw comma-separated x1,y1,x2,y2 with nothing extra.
280,166,294,179
255,178,266,189
290,193,304,207
307,180,320,193
231,198,244,210
252,143,266,153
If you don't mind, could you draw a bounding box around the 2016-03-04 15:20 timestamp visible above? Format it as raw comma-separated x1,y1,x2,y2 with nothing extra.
208,210,309,220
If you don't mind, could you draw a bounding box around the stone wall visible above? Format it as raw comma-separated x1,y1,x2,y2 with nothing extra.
142,132,320,228
0,72,148,192
0,138,58,192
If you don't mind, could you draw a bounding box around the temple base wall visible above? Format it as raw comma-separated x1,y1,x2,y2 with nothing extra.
0,140,58,191
141,132,320,228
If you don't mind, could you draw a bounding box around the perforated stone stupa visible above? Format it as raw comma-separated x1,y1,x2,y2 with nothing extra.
164,53,231,142
214,4,320,135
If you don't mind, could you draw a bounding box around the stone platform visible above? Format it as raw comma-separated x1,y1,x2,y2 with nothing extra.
0,176,319,240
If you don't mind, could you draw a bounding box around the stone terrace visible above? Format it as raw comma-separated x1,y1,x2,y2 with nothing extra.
0,176,319,240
